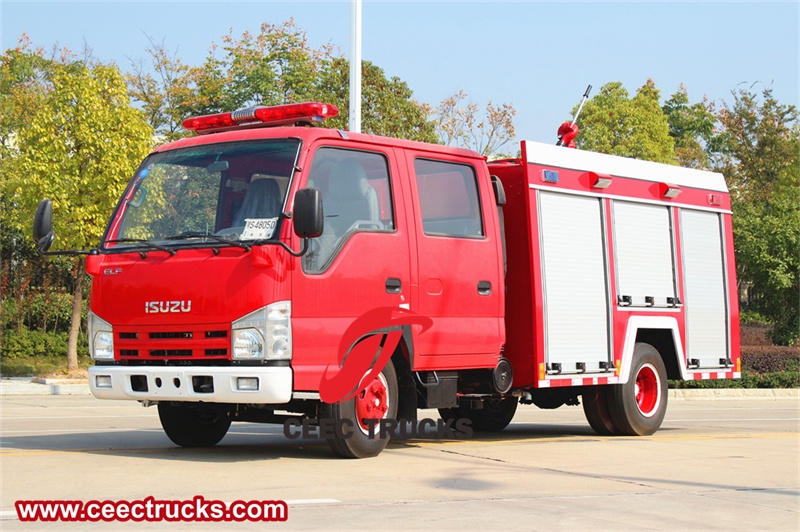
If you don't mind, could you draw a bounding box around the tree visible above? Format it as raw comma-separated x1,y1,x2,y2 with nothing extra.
126,36,192,141
714,86,799,345
1,37,73,358
128,20,330,138
4,55,153,369
432,89,516,157
127,21,437,144
311,57,437,143
662,84,717,168
575,80,675,164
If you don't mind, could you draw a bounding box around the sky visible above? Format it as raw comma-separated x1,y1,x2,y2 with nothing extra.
2,1,798,146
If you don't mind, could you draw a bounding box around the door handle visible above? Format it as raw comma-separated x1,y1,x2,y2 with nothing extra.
386,278,402,294
477,280,492,296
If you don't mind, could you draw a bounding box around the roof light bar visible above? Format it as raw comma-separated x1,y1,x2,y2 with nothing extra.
183,102,339,134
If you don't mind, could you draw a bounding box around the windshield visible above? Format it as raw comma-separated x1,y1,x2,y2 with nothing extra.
104,139,301,251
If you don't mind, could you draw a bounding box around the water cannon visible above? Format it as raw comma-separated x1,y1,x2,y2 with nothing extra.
556,85,592,148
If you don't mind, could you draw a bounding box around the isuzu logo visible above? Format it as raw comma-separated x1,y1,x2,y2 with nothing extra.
145,300,192,314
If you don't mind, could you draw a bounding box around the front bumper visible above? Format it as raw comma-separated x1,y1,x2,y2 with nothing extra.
88,365,292,404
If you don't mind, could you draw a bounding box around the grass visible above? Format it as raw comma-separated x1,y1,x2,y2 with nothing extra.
0,353,93,379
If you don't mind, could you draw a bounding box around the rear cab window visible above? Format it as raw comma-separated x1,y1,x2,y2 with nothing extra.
413,158,484,238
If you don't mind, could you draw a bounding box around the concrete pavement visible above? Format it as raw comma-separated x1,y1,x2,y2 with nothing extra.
1,376,797,398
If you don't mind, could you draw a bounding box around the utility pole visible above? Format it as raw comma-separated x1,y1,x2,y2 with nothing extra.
349,0,362,133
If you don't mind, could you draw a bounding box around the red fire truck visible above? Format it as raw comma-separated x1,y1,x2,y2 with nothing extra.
33,102,740,458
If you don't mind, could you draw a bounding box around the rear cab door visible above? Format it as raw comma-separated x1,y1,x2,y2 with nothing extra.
401,149,505,372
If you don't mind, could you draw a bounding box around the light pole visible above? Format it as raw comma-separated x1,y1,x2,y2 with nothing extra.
349,0,362,133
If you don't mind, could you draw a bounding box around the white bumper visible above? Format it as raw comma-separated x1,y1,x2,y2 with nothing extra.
88,365,292,404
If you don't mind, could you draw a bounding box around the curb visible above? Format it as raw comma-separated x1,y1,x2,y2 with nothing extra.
0,378,91,396
668,388,800,400
1,378,798,399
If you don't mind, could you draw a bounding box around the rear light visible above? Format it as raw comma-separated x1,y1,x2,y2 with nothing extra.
183,102,339,134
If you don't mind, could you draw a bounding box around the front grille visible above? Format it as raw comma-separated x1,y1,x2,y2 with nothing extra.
150,332,192,339
115,325,229,360
150,349,193,357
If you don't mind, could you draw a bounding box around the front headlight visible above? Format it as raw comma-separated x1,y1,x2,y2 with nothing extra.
231,301,292,361
232,328,265,359
88,312,114,360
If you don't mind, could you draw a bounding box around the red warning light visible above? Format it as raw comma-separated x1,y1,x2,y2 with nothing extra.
183,102,339,134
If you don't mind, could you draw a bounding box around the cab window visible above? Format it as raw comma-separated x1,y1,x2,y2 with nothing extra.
413,158,484,238
302,148,394,273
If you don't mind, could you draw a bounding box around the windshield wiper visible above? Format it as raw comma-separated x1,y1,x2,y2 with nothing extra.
164,232,251,251
105,238,176,256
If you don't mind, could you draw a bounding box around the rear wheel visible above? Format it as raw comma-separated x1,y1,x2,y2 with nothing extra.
157,402,231,447
439,396,518,432
582,386,619,435
322,359,398,458
607,343,668,436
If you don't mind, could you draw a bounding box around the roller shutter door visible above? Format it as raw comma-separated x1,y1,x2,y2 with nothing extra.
680,209,728,367
538,191,610,373
613,201,677,307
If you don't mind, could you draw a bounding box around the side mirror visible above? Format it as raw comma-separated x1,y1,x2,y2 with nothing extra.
293,188,324,238
33,199,56,253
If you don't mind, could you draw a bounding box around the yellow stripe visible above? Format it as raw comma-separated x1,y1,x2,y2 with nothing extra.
390,431,800,448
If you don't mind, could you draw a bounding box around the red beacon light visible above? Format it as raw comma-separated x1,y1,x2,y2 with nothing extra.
183,102,339,134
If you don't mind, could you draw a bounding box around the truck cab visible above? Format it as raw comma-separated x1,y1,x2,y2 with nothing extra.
79,102,505,457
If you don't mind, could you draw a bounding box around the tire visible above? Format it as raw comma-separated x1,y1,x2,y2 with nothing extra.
439,396,518,432
607,343,668,436
582,386,619,435
322,359,398,458
157,402,231,447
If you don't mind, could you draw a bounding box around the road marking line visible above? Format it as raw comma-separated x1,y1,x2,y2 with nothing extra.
285,499,340,505
1,415,155,420
0,428,161,434
394,431,800,448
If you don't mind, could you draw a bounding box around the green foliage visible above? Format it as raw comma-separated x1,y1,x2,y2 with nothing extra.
126,36,192,141
1,40,153,370
127,21,436,144
2,327,71,359
662,84,717,168
718,87,799,345
739,310,769,325
6,60,154,249
715,87,798,200
183,20,324,117
0,329,92,376
575,80,676,164
311,57,437,143
3,289,74,334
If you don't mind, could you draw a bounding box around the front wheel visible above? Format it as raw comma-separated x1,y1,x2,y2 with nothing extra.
439,396,518,432
157,402,232,447
321,359,398,458
606,343,668,436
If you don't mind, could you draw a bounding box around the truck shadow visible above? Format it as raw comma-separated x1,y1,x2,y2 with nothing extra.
0,424,333,462
0,421,683,462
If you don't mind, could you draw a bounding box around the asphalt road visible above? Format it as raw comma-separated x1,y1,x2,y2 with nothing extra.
1,395,798,530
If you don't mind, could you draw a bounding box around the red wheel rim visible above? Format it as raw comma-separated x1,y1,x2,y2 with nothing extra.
355,373,389,434
634,363,660,417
